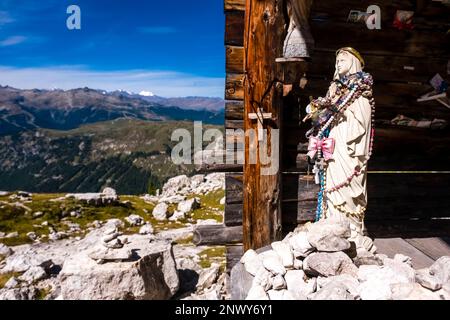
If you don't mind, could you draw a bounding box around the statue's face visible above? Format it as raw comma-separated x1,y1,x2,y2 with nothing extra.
336,52,352,76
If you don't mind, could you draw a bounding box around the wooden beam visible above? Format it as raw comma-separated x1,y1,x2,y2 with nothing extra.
225,0,245,11
225,11,245,46
242,0,284,251
225,73,244,100
225,101,244,120
226,45,245,73
193,224,243,245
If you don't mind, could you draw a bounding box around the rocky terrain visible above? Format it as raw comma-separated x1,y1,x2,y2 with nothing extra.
0,173,229,300
231,219,450,300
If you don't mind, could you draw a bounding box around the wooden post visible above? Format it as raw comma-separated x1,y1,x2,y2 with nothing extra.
243,0,284,251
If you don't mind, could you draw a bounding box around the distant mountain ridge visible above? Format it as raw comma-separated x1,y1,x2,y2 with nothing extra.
0,86,224,135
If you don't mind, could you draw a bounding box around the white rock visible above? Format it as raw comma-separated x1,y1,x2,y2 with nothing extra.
5,232,18,238
312,282,355,300
317,274,360,297
252,267,272,292
358,279,392,300
306,218,351,252
169,210,186,221
246,285,269,300
102,232,119,243
177,198,200,214
18,266,48,284
152,202,168,221
0,243,13,257
284,270,316,297
125,214,144,227
267,289,296,300
4,277,19,289
241,249,263,276
196,263,220,292
293,258,303,270
103,238,123,249
139,223,154,235
303,252,358,277
60,241,179,300
219,197,226,205
162,175,191,196
33,211,44,218
391,282,441,300
416,268,442,291
271,241,294,268
260,250,286,276
26,232,37,241
430,256,450,283
272,274,287,290
288,232,315,258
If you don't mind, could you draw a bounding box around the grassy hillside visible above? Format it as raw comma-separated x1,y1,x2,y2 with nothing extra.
0,119,223,194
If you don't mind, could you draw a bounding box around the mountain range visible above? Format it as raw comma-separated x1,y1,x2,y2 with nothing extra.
0,86,224,136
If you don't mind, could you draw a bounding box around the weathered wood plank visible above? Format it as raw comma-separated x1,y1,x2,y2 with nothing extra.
225,101,244,120
226,46,244,74
310,20,450,58
226,245,244,273
196,162,243,173
225,11,245,46
404,238,450,261
225,0,245,11
225,73,244,101
226,173,243,204
224,202,243,226
243,0,284,251
225,119,244,130
373,238,435,269
193,224,243,245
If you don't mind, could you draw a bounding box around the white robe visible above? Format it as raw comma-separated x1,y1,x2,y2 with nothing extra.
325,94,373,250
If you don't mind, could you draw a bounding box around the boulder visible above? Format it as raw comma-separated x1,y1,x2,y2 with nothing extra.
4,277,19,289
152,202,168,221
230,263,254,300
33,211,44,218
312,282,355,300
0,243,13,257
306,219,351,252
415,268,442,291
272,274,287,290
162,175,191,196
252,267,272,292
196,263,220,292
288,232,315,258
169,210,186,221
429,256,450,283
18,266,48,284
260,250,286,276
125,214,144,227
303,252,358,277
267,289,297,300
246,285,269,300
139,223,154,235
284,270,316,297
317,274,360,297
391,283,441,300
177,198,200,214
59,240,179,300
271,241,294,268
240,249,263,276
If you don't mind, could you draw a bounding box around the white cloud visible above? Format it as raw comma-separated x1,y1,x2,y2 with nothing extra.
0,36,27,47
0,65,225,98
0,11,14,26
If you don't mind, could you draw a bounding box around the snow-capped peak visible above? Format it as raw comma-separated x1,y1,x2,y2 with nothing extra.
139,90,154,97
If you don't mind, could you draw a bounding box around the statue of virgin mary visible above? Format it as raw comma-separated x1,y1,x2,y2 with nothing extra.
304,47,376,253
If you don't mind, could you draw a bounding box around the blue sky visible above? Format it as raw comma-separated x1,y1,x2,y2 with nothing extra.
0,0,225,97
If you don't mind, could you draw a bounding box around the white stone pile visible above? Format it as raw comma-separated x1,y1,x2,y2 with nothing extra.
141,173,224,222
232,219,450,300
